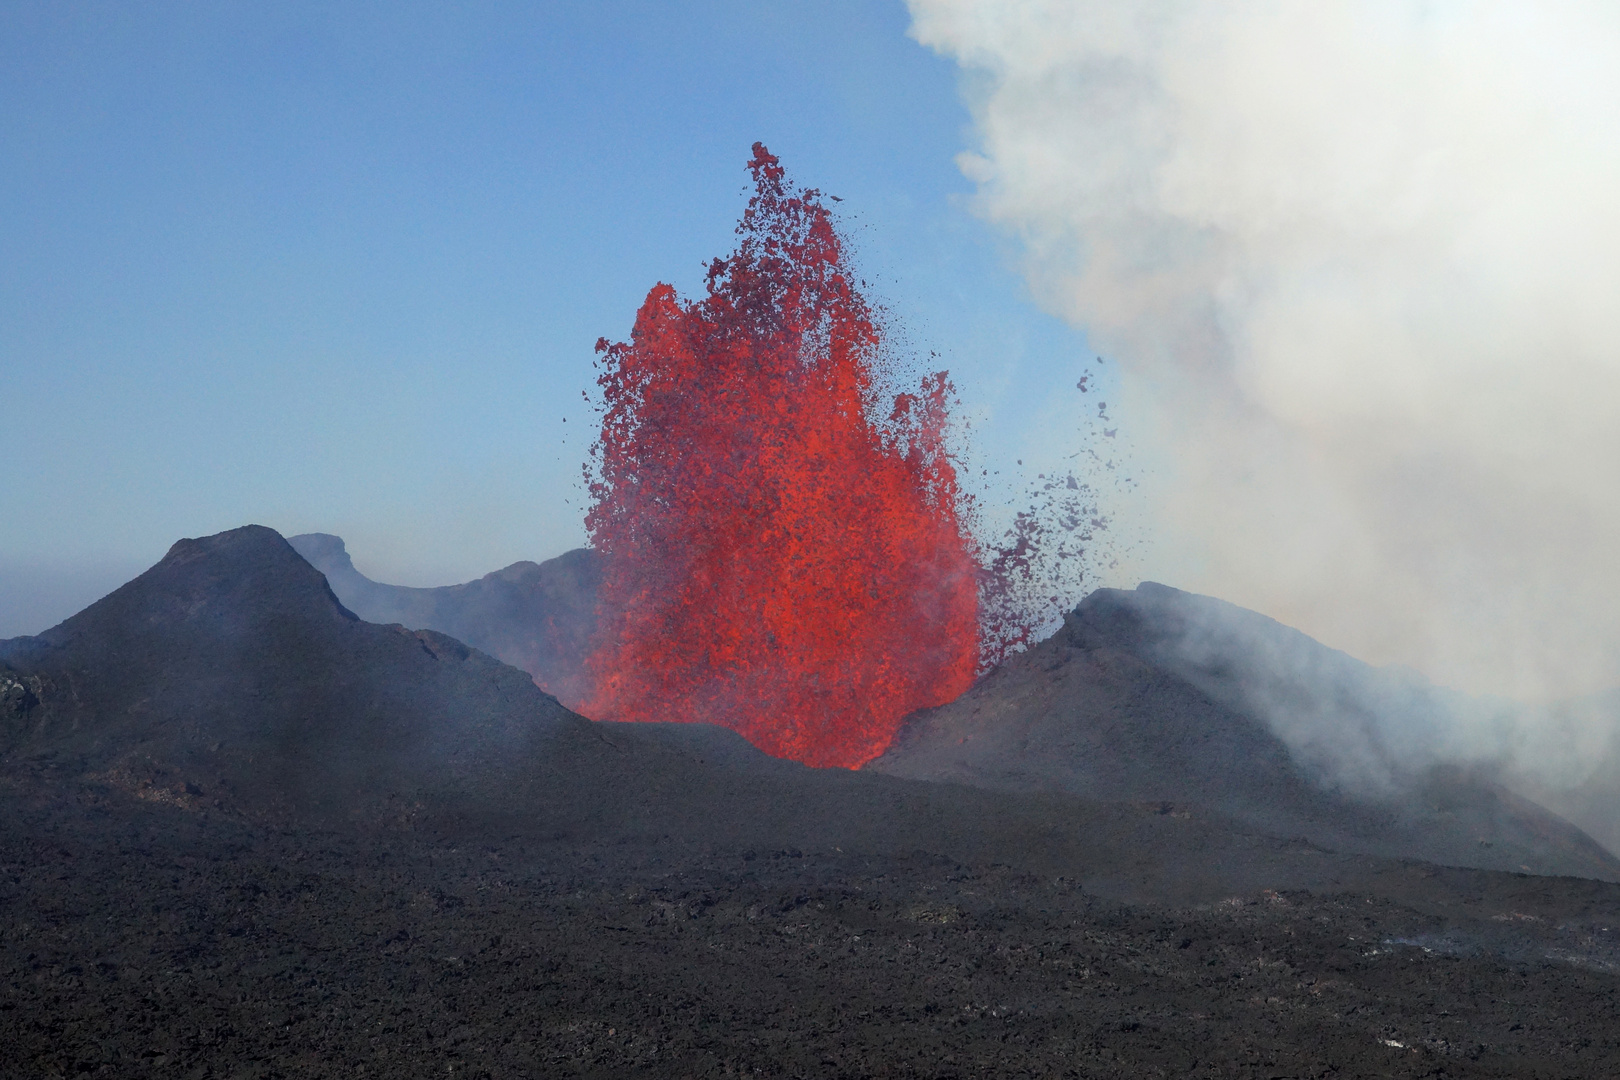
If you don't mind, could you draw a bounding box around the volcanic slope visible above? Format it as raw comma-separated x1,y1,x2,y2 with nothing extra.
1503,687,1620,859
9,529,1620,1076
287,532,598,707
0,524,1377,900
2,524,1608,895
0,526,594,823
869,582,1620,881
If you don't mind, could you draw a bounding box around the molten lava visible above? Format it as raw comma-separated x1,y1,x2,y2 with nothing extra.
582,144,979,768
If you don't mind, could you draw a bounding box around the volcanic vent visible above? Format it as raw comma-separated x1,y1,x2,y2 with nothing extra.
581,145,980,768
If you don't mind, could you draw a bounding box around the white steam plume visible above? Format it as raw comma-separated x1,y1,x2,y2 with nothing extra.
910,2,1620,707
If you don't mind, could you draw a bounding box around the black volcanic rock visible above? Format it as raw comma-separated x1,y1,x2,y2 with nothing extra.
12,530,1611,885
0,525,590,820
0,526,860,840
1070,582,1494,793
870,582,1620,881
0,525,1329,900
287,532,599,708
9,529,1620,1076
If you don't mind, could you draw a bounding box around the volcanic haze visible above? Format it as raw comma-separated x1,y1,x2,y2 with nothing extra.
908,1,1620,717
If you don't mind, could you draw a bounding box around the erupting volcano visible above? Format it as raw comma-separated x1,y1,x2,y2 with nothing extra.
581,144,979,768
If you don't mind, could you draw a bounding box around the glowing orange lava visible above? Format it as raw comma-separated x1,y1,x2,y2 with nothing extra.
581,144,979,768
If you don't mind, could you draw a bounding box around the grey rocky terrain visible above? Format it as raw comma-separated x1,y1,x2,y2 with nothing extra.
286,532,598,708
3,526,1620,1077
869,583,1620,881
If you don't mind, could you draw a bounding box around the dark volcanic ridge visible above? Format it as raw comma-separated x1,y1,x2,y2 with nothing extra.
287,531,598,708
0,524,1615,888
286,528,1618,879
0,524,1465,901
869,584,1619,881
8,526,1620,1077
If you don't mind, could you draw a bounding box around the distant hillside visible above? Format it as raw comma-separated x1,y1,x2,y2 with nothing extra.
12,525,1613,884
0,523,1423,905
8,528,1620,1077
0,525,589,819
287,533,598,708
289,534,1620,877
1517,688,1620,857
869,582,1620,880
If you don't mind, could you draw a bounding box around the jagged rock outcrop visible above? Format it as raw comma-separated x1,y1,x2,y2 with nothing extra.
0,667,41,720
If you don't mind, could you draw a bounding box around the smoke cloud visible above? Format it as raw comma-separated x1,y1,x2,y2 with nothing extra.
908,2,1620,711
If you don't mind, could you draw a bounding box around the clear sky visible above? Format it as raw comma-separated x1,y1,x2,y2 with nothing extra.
0,1,1105,636
8,0,1619,723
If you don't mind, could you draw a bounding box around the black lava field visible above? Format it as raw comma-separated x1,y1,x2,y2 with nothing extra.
4,525,1620,1078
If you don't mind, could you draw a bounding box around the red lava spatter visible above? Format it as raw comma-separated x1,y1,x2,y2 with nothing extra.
581,144,979,769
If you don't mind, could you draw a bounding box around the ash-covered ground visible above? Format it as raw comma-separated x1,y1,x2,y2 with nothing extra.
7,785,1620,1079
4,526,1620,1078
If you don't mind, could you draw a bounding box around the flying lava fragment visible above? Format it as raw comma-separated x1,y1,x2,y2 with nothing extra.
581,143,980,768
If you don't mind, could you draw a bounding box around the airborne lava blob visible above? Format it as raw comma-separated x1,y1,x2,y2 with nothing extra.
581,145,979,768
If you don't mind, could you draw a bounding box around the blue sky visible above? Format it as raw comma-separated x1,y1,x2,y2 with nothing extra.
0,0,1106,636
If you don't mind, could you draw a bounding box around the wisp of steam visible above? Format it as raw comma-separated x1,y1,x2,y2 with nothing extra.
908,2,1620,802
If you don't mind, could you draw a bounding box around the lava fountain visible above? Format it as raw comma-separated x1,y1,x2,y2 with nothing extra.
581,144,979,768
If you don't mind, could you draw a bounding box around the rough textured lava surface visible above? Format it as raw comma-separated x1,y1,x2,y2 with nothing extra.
5,527,1620,1076
581,145,978,768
